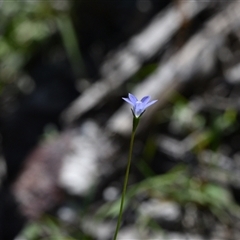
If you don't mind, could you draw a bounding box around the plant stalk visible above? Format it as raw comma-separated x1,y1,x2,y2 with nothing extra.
113,117,139,240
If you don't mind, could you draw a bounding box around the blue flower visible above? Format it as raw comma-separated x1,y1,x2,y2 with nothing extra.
122,93,158,118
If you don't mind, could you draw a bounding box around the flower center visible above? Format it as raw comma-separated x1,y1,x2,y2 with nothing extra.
134,101,144,117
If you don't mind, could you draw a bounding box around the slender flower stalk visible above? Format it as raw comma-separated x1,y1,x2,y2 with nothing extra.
113,117,138,240
113,93,157,240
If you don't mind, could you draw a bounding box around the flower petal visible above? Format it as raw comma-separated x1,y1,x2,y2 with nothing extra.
141,96,150,104
128,93,138,104
123,93,157,118
122,97,135,106
145,100,158,108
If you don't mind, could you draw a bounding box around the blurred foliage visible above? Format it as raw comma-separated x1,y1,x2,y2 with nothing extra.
21,215,94,240
97,166,237,222
0,0,83,94
124,63,158,91
0,1,55,82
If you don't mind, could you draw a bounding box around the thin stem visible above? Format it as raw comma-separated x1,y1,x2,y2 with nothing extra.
113,120,137,240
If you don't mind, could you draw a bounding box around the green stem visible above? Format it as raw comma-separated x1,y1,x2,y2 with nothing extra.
113,117,139,240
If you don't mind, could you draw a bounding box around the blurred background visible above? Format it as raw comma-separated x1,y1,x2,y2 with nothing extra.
1,0,240,239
